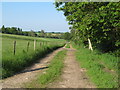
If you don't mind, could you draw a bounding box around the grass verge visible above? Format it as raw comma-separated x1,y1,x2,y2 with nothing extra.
65,43,70,48
2,45,64,79
26,49,67,88
72,43,118,88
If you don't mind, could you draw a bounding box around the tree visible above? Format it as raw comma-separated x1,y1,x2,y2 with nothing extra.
63,32,72,41
47,33,52,38
0,25,39,37
55,2,120,52
17,28,22,35
28,30,37,37
22,31,29,36
39,30,46,37
9,27,18,34
1,25,6,33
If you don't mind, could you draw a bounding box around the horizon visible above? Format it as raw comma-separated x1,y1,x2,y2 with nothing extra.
1,25,68,33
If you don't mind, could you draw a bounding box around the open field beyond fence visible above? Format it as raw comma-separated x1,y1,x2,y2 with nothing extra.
1,33,65,78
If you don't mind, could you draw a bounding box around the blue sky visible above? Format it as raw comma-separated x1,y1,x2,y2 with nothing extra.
2,2,70,32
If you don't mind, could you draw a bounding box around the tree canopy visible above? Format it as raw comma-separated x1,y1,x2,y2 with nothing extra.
55,2,120,52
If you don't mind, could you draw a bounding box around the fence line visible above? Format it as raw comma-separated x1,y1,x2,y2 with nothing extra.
12,40,51,55
13,41,16,55
34,40,36,51
40,42,41,47
27,41,30,52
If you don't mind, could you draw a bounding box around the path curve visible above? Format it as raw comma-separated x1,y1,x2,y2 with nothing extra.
1,47,64,88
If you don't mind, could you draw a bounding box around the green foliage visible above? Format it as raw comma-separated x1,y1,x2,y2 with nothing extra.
0,25,39,37
28,30,37,37
63,32,72,41
37,31,64,39
55,2,120,52
1,33,65,78
39,30,46,37
37,50,67,85
1,25,23,35
73,43,118,88
0,25,5,33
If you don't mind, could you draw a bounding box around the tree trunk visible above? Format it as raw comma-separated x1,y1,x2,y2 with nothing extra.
88,38,93,51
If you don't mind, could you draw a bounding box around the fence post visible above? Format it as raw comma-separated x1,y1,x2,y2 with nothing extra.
40,42,41,47
34,40,36,51
27,41,30,52
13,41,16,55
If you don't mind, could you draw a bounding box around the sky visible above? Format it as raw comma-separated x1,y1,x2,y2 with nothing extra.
1,2,70,32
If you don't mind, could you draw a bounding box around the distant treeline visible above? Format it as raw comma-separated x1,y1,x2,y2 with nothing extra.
0,25,66,39
0,25,37,36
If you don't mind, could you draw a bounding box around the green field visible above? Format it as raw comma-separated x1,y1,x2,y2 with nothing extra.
1,33,65,78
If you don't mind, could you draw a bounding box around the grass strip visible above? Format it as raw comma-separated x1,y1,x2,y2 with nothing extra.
65,43,70,48
37,49,67,86
25,49,67,88
73,43,118,88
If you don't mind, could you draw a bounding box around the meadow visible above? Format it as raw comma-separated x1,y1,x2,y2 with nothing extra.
72,43,119,88
1,33,65,78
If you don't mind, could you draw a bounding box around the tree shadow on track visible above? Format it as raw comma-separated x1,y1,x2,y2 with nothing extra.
17,66,49,74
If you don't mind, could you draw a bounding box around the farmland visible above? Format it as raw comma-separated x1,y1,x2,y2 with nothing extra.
1,33,65,78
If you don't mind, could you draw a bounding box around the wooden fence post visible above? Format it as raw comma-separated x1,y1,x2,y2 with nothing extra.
13,41,16,55
34,40,36,51
40,42,41,47
27,41,30,52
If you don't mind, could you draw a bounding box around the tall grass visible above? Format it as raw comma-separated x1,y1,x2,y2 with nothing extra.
73,43,118,88
1,34,65,78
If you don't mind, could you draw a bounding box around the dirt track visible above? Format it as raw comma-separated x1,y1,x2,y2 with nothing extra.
2,45,96,88
48,45,96,88
2,47,64,88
